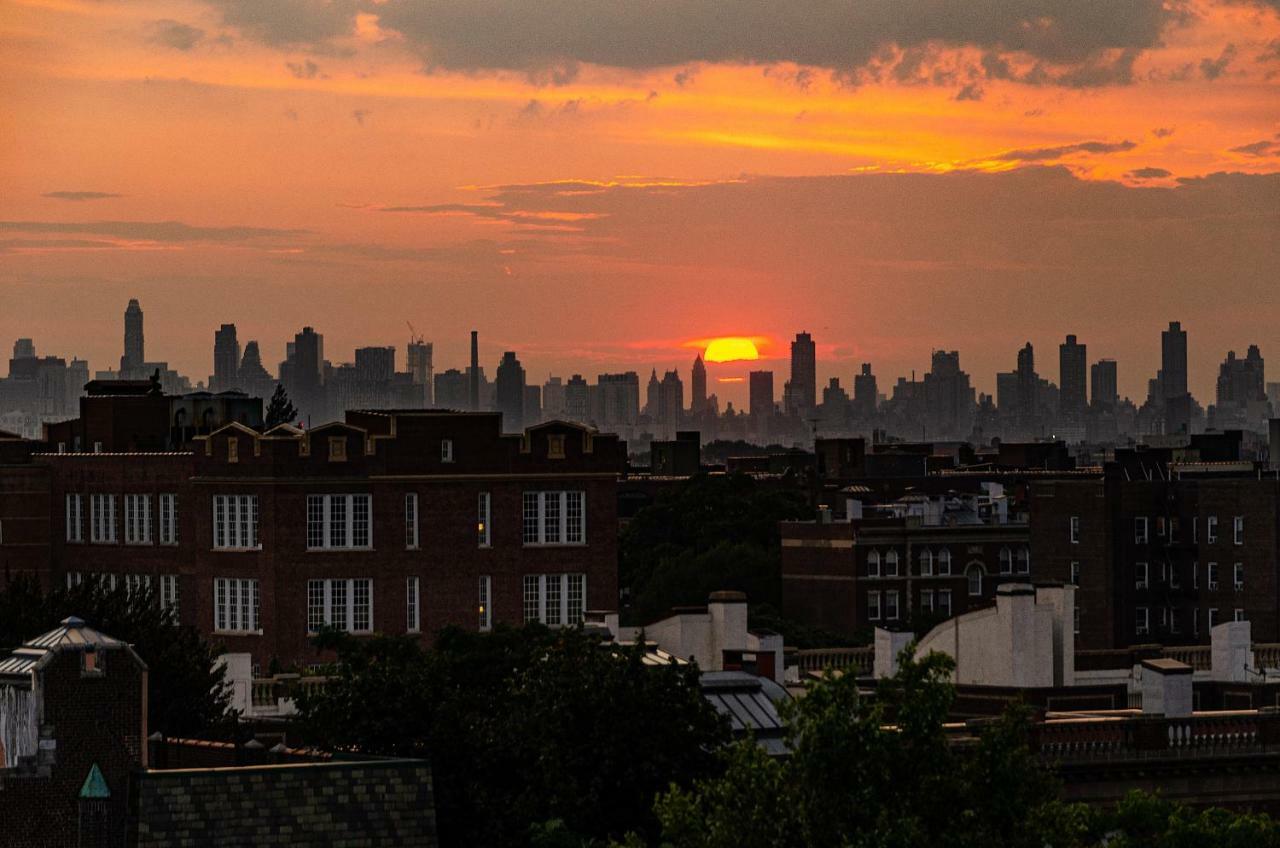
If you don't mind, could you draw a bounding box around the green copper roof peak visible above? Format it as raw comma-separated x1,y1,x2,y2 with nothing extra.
79,763,110,799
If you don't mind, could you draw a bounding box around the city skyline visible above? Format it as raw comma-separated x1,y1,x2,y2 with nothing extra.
2,1,1278,407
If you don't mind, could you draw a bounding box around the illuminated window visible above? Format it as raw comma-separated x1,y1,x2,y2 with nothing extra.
479,575,492,631
478,492,491,547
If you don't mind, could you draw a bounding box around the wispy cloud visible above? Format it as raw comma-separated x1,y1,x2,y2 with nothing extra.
41,191,124,202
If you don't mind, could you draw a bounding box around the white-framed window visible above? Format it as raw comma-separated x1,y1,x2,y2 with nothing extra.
522,491,586,545
406,576,420,633
307,578,373,633
124,573,151,596
405,494,419,549
1135,562,1148,590
938,589,952,616
1208,562,1219,591
938,549,952,576
213,495,259,550
306,494,373,550
124,494,152,545
1070,515,1080,544
213,577,260,633
1070,561,1081,585
479,575,492,631
1209,608,1219,628
1234,562,1244,591
65,494,84,543
441,439,454,462
867,590,881,621
1235,608,1246,623
1207,515,1218,544
966,565,983,597
999,546,1012,575
1234,516,1244,545
159,494,178,545
160,574,179,619
90,494,117,544
885,550,899,577
1016,547,1030,575
884,590,900,621
867,550,881,578
1135,606,1149,636
1135,517,1148,544
920,589,934,613
478,492,491,547
920,549,934,576
521,573,586,626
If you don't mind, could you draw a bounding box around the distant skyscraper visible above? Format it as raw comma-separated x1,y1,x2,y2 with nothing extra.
288,326,325,423
1216,345,1265,406
922,350,975,440
433,369,469,409
469,331,480,412
12,339,34,360
658,370,684,437
121,299,144,373
598,372,640,427
690,355,707,414
853,364,877,419
494,351,526,433
789,332,816,414
644,369,661,418
565,374,590,423
407,340,433,406
355,347,395,382
238,341,274,400
1058,334,1087,420
212,324,241,392
749,370,774,418
1161,321,1189,399
523,384,542,426
1091,359,1118,410
542,376,566,419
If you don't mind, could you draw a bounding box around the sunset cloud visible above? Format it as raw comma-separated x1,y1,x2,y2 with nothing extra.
40,192,124,202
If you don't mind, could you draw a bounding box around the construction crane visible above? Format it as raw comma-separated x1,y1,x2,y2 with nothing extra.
406,321,424,346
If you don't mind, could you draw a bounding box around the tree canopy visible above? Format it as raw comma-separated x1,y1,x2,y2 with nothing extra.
0,575,233,737
264,383,298,428
296,625,730,847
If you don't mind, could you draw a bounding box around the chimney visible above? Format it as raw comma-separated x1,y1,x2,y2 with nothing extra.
1211,620,1254,682
469,330,480,412
707,590,747,672
1140,658,1193,717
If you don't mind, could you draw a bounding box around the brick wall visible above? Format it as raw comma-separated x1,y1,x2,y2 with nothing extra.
129,759,437,847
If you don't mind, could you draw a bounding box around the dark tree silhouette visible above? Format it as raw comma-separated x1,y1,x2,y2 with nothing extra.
264,383,298,428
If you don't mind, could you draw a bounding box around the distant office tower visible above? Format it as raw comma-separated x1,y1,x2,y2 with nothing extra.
494,351,526,433
212,324,241,392
1161,321,1188,400
922,350,975,440
564,374,590,423
67,358,89,408
121,299,144,373
469,331,480,412
12,339,34,360
598,372,640,427
789,332,816,414
1015,342,1039,425
355,347,395,383
690,355,707,414
1217,346,1265,406
434,368,469,409
853,363,877,418
644,369,661,418
1058,334,1087,420
523,384,542,426
407,340,433,406
1091,359,1118,410
236,341,274,400
749,370,774,418
542,376,566,419
658,370,684,437
287,326,325,423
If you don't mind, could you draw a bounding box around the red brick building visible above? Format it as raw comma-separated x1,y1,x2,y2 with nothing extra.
1,409,624,670
1031,463,1280,650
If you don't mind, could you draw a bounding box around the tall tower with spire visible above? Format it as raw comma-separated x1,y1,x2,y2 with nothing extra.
690,355,707,415
120,299,144,374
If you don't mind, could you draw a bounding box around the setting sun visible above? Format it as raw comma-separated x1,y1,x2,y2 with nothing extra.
703,337,761,363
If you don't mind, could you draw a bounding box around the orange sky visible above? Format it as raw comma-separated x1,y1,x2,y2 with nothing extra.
1,0,1278,404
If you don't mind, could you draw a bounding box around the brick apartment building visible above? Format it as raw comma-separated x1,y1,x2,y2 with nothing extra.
0,401,625,670
781,487,1032,638
1031,460,1280,650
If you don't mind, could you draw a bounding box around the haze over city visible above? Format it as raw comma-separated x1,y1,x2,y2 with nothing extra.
3,0,1279,406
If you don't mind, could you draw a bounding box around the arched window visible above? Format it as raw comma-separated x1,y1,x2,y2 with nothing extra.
999,546,1013,575
967,565,984,597
920,549,934,576
886,550,899,577
867,550,881,578
938,549,952,576
1017,547,1031,575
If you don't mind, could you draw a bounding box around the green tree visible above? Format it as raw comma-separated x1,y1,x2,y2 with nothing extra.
0,575,234,737
264,383,297,428
296,626,730,848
